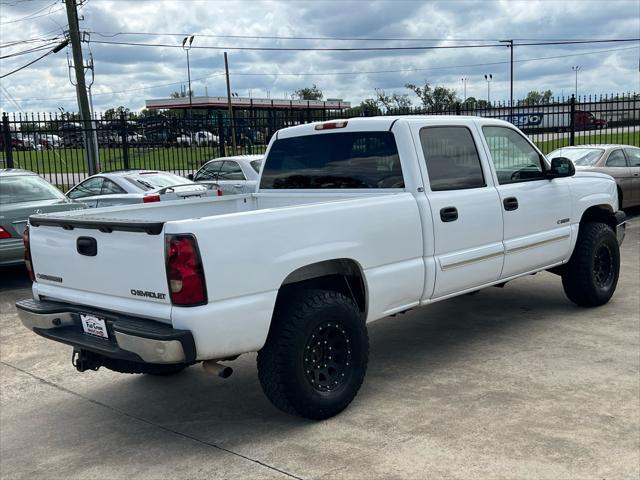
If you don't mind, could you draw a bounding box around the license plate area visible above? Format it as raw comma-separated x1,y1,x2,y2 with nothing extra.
80,313,109,339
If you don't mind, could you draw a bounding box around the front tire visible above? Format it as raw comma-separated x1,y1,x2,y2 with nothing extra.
561,222,620,307
257,289,368,420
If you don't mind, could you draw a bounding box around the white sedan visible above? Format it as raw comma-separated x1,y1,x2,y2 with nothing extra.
66,170,220,208
190,154,263,194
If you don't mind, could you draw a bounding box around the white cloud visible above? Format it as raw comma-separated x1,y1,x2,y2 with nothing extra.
0,0,638,113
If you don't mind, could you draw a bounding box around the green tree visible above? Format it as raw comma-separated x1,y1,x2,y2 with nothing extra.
374,89,412,112
292,84,323,100
170,89,193,98
405,82,459,111
521,89,553,105
104,106,131,120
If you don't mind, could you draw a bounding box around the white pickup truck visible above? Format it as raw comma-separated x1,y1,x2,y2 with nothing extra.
17,116,626,420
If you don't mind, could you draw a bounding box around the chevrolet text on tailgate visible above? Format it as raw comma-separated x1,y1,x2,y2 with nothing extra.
16,116,626,420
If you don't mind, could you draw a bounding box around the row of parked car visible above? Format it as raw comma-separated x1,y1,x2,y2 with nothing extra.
0,154,263,266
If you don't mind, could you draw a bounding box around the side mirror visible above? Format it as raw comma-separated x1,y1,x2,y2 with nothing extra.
187,173,194,181
547,157,575,179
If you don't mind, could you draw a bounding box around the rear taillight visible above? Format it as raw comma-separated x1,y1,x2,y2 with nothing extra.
143,194,161,203
22,225,35,282
165,234,207,306
0,227,11,239
217,189,223,197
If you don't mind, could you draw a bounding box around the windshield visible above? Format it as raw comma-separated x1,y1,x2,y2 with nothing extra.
0,174,65,204
250,159,263,173
124,172,193,191
549,148,604,166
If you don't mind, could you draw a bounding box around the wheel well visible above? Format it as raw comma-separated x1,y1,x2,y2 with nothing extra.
278,259,367,315
580,205,616,230
617,186,623,209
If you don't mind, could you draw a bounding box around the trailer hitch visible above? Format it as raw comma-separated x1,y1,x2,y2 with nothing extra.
72,349,102,372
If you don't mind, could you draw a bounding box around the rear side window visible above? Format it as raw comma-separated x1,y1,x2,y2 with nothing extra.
606,150,627,167
260,131,404,189
218,161,245,181
624,148,640,166
419,127,485,191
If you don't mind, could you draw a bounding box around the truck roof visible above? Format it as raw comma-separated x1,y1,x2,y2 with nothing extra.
276,115,514,138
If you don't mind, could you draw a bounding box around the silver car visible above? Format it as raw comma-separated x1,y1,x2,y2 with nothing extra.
66,170,216,208
0,169,87,266
191,155,263,194
549,145,640,209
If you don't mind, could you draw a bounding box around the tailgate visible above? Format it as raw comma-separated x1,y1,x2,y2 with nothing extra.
29,217,172,321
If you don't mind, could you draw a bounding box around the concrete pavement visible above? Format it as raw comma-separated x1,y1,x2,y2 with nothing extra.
1,218,639,479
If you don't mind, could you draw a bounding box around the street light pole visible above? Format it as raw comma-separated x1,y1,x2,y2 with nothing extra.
571,66,581,99
484,74,493,105
461,77,468,102
182,35,195,144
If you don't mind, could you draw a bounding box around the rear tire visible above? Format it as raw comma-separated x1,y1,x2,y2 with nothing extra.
257,289,368,420
561,222,620,307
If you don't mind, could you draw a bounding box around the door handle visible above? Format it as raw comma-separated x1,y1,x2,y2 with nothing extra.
503,197,519,211
440,206,458,222
233,184,243,188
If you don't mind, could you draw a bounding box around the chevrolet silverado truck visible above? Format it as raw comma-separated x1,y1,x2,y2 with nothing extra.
16,116,626,420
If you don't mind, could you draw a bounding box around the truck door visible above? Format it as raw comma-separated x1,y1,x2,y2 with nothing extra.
416,125,504,298
480,125,572,278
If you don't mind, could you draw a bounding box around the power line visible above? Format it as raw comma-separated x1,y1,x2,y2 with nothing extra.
89,38,639,52
0,1,64,25
7,44,637,103
87,31,640,44
0,41,60,59
0,39,68,79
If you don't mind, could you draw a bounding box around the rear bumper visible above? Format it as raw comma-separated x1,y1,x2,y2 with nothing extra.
615,211,626,246
0,238,24,266
16,298,196,364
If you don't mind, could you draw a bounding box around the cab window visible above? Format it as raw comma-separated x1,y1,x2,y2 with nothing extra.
482,126,545,184
67,177,104,199
419,126,485,191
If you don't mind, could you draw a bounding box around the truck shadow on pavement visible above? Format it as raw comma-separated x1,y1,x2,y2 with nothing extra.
0,265,31,293
32,271,600,439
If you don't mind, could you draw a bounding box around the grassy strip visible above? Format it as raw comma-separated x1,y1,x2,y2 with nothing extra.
1,132,637,174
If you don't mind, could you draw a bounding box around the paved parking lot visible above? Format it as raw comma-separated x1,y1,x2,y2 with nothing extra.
1,218,638,480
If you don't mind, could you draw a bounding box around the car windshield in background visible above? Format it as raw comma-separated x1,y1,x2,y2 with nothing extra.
260,131,404,189
550,148,604,166
250,159,263,173
0,175,65,204
125,172,191,191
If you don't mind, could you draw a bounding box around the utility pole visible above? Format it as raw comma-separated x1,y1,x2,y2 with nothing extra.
224,52,237,155
64,0,98,175
500,40,514,111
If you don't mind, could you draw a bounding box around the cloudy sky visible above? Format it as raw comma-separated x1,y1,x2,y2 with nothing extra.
1,0,639,113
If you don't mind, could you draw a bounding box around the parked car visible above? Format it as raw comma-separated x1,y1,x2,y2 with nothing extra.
0,169,87,266
65,170,220,208
38,134,62,149
175,134,192,146
17,117,625,420
190,154,263,194
549,145,640,208
194,131,219,146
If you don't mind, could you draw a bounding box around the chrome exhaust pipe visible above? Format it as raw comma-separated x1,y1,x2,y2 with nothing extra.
202,360,233,378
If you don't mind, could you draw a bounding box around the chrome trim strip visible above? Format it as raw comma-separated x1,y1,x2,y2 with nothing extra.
505,234,570,254
115,332,186,364
440,251,503,270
